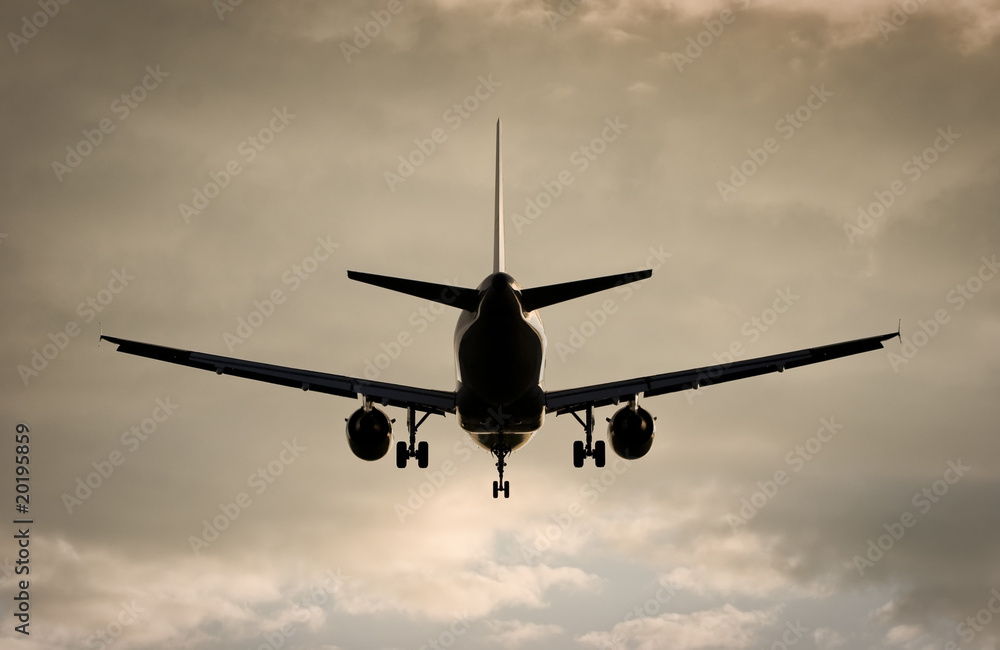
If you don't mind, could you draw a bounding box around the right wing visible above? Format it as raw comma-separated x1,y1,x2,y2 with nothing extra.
100,335,456,415
545,331,898,415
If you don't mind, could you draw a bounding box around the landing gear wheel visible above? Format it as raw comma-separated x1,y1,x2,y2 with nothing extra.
492,438,512,498
395,406,436,470
571,405,609,468
594,440,606,468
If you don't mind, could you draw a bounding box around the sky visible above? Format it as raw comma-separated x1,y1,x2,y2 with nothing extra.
2,0,1000,648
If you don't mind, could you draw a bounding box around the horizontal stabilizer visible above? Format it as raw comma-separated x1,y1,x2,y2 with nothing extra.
520,269,652,312
347,271,480,312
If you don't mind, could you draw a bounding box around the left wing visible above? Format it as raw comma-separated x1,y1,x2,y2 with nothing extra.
545,330,898,415
100,335,456,414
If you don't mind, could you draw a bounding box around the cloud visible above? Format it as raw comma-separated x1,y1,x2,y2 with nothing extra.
884,624,925,647
814,627,847,648
578,604,777,650
0,535,332,649
483,619,565,647
336,561,601,620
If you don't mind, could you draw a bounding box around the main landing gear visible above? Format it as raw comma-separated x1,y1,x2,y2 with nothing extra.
396,407,430,469
570,405,605,468
491,437,511,499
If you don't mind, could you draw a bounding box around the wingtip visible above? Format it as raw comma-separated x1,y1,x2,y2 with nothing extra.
876,323,900,344
98,333,126,347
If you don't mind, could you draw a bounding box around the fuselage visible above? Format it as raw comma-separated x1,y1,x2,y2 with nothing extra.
454,272,546,451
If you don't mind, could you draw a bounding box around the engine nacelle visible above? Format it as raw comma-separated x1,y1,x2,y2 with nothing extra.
607,405,655,459
345,407,392,461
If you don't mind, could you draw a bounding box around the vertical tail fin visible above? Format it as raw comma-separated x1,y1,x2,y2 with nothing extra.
494,119,505,274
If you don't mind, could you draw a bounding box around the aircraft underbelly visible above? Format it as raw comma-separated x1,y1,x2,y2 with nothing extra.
459,317,541,398
454,306,545,434
469,431,534,452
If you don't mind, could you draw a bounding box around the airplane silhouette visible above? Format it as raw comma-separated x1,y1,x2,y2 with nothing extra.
101,120,898,498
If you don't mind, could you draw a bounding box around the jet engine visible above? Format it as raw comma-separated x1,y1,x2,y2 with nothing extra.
345,406,392,461
607,405,655,459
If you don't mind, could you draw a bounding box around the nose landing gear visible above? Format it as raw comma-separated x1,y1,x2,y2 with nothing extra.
491,437,511,498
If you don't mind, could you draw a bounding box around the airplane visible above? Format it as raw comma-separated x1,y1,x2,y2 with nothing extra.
101,119,899,498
